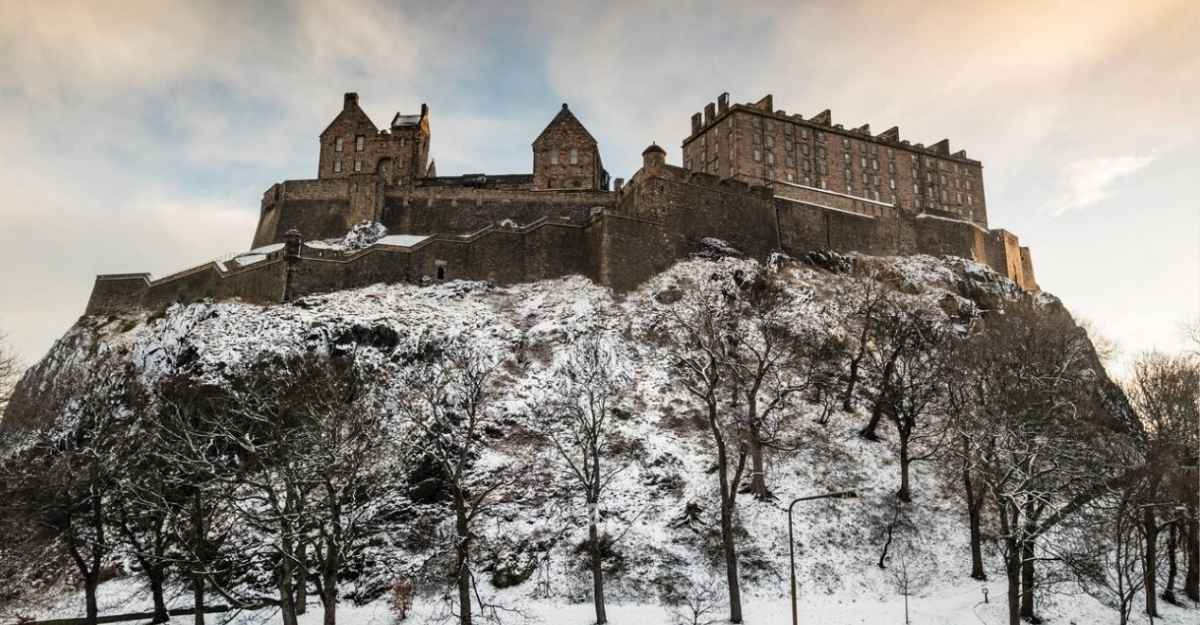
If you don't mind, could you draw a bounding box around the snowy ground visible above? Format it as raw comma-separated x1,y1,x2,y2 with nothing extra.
13,574,1200,625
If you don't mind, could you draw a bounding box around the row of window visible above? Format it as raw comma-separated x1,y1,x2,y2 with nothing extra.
546,148,581,165
333,159,363,173
334,136,366,153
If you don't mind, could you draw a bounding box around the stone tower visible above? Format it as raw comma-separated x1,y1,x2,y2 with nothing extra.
532,103,608,191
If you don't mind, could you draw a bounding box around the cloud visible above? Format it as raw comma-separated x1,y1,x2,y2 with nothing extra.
1051,156,1155,216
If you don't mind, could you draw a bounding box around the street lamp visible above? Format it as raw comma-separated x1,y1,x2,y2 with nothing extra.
788,490,858,625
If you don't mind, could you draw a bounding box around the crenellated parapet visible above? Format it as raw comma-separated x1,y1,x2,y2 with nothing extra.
83,89,1039,316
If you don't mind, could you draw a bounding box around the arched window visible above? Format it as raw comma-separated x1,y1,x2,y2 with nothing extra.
570,148,579,164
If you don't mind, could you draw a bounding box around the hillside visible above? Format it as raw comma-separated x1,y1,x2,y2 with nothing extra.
2,252,1194,625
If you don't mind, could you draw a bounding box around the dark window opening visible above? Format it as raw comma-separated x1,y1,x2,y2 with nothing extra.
437,266,445,280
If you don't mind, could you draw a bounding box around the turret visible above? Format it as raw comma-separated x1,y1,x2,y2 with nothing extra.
642,143,666,169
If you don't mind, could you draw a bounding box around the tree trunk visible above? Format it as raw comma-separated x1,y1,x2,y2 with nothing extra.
589,517,607,625
861,398,885,440
860,355,896,440
897,431,911,502
192,574,206,625
1005,543,1020,625
1143,505,1159,618
322,532,340,625
85,574,100,625
295,540,308,615
748,420,767,498
277,536,299,625
149,567,169,624
1020,536,1036,621
843,347,865,411
960,435,986,580
455,500,472,625
964,483,985,577
1185,503,1199,601
322,574,337,625
1162,523,1178,605
720,499,743,624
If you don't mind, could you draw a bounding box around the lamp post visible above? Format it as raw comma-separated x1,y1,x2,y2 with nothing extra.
788,490,858,625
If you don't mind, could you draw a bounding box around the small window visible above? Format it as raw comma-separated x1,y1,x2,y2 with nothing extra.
861,156,867,168
787,173,794,182
354,160,362,172
842,138,850,148
570,148,579,164
968,194,974,205
753,150,761,162
334,159,343,173
550,150,559,165
355,136,364,152
335,137,344,152
846,183,853,193
889,178,896,189
872,158,879,170
766,152,774,165
913,183,919,194
437,266,445,280
766,136,774,148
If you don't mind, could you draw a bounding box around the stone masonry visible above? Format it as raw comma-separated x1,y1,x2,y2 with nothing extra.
84,92,1039,316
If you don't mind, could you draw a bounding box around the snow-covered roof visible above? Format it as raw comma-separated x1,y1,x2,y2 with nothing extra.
377,234,430,248
392,114,422,127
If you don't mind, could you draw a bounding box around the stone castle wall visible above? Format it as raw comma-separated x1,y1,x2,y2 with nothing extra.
88,159,1038,316
86,90,1038,315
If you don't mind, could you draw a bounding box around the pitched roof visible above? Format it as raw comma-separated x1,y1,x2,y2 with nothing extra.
533,103,597,146
320,99,378,138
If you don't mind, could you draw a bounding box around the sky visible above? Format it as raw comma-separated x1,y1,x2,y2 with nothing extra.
0,0,1197,377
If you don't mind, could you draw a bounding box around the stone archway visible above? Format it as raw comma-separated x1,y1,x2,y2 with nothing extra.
377,157,394,184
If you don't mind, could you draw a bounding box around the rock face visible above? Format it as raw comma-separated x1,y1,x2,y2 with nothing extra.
0,254,1115,605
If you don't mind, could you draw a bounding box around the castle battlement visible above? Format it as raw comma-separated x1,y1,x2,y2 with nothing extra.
84,91,1038,316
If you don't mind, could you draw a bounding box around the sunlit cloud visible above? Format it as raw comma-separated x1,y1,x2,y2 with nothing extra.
1052,156,1156,216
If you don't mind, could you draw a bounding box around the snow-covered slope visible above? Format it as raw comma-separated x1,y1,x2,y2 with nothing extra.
4,253,1192,625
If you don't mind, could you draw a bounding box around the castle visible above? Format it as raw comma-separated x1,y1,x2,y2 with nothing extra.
84,92,1038,315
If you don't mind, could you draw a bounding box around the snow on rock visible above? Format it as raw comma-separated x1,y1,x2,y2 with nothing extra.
2,255,1159,625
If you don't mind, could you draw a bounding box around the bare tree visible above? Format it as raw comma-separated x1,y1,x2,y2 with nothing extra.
6,356,137,625
877,314,948,502
532,334,627,625
403,336,507,625
1121,350,1200,616
954,305,1127,625
0,331,18,419
886,534,935,625
857,300,938,441
1066,492,1146,625
726,278,834,499
156,357,327,625
295,354,415,625
665,574,727,625
839,276,891,412
649,265,752,623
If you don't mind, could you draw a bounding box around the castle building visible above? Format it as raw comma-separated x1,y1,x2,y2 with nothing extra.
84,92,1039,316
683,93,988,227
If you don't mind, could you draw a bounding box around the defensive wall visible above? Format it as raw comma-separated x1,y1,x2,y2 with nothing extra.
85,90,1039,316
88,147,1037,316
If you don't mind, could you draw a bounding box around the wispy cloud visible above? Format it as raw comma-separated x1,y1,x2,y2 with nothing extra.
1052,156,1155,216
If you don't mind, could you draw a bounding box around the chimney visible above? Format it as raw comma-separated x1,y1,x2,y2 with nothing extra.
614,178,625,192
704,102,716,125
717,92,730,114
343,92,359,111
691,112,702,135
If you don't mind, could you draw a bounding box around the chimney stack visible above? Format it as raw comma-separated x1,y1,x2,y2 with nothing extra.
344,92,359,111
614,178,625,192
717,92,729,114
704,102,716,125
691,112,702,135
